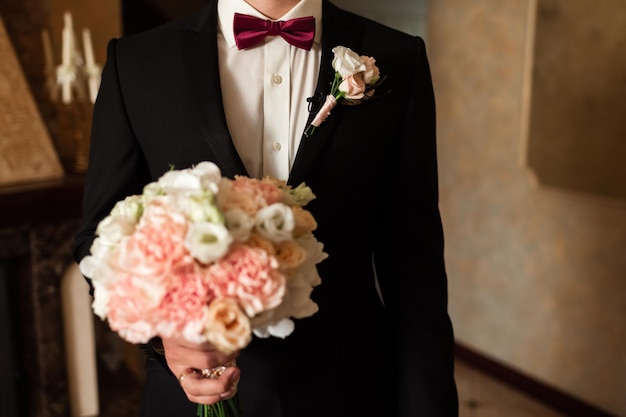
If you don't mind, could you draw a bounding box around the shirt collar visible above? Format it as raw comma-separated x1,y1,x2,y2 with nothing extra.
218,0,323,49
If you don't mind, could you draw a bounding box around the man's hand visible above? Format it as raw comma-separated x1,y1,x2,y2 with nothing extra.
162,336,240,404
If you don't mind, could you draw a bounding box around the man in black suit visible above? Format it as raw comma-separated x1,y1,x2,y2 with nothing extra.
73,0,458,416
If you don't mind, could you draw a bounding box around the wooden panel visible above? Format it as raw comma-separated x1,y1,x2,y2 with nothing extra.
0,14,64,185
525,0,626,200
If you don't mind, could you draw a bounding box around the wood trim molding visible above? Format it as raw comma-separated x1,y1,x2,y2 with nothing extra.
455,342,618,417
0,175,83,229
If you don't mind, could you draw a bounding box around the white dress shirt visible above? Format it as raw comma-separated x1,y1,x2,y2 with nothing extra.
217,0,322,180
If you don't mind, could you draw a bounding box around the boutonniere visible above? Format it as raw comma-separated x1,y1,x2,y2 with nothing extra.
304,46,388,137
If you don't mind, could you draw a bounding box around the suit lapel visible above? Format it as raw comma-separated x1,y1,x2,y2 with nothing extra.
182,1,248,179
289,1,362,186
177,0,363,184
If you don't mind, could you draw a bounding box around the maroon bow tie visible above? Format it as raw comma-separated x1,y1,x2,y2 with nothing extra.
233,13,315,50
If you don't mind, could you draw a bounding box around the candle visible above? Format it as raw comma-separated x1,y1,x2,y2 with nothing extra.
62,12,72,66
60,11,73,103
82,28,95,67
41,29,58,101
42,29,54,70
82,28,100,103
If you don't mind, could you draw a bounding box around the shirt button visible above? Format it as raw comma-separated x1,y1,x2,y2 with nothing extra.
272,74,283,84
272,142,282,152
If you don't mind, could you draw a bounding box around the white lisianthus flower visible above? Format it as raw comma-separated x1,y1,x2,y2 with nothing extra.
190,161,222,194
90,282,111,319
185,222,233,264
332,45,366,78
142,181,162,200
95,215,136,246
158,169,203,196
110,195,143,223
79,238,116,285
78,254,97,282
184,193,223,224
224,208,255,242
253,318,295,339
255,203,294,243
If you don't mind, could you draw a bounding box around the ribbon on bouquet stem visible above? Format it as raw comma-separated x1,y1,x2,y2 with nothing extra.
304,95,337,137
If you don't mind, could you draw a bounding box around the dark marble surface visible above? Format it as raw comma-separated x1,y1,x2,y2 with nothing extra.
1,218,144,417
0,175,79,417
1,220,77,417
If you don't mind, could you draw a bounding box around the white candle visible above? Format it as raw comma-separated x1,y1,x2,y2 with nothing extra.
82,28,95,68
62,12,72,66
42,29,58,101
82,28,100,103
60,11,73,103
42,29,54,70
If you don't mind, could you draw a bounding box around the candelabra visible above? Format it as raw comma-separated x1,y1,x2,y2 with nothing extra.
42,11,101,173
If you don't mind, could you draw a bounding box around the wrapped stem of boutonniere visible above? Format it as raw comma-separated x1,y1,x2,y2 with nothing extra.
304,45,387,137
78,161,327,417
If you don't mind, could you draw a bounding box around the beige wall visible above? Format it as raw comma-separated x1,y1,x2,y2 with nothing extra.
427,0,626,415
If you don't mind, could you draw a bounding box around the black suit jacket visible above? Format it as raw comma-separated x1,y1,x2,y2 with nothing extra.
73,1,458,416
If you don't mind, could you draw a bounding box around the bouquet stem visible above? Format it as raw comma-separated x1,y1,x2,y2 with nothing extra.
197,394,241,417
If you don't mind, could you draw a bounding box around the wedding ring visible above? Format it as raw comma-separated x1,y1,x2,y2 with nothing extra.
178,368,201,384
200,360,236,379
201,366,226,379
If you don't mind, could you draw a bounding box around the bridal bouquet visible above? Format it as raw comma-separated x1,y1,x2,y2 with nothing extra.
79,161,327,416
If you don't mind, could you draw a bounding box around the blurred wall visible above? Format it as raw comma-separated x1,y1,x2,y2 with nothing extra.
427,0,626,415
332,0,428,37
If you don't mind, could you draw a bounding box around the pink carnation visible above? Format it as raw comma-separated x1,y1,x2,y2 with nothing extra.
207,244,286,317
106,274,160,343
154,264,214,337
110,202,189,276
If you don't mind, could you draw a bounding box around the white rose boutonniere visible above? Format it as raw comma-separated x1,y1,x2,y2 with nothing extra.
304,45,388,137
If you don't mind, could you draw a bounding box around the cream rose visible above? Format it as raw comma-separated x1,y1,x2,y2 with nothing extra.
339,73,366,100
359,55,380,85
245,233,277,256
291,206,318,237
203,299,252,354
274,240,307,270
